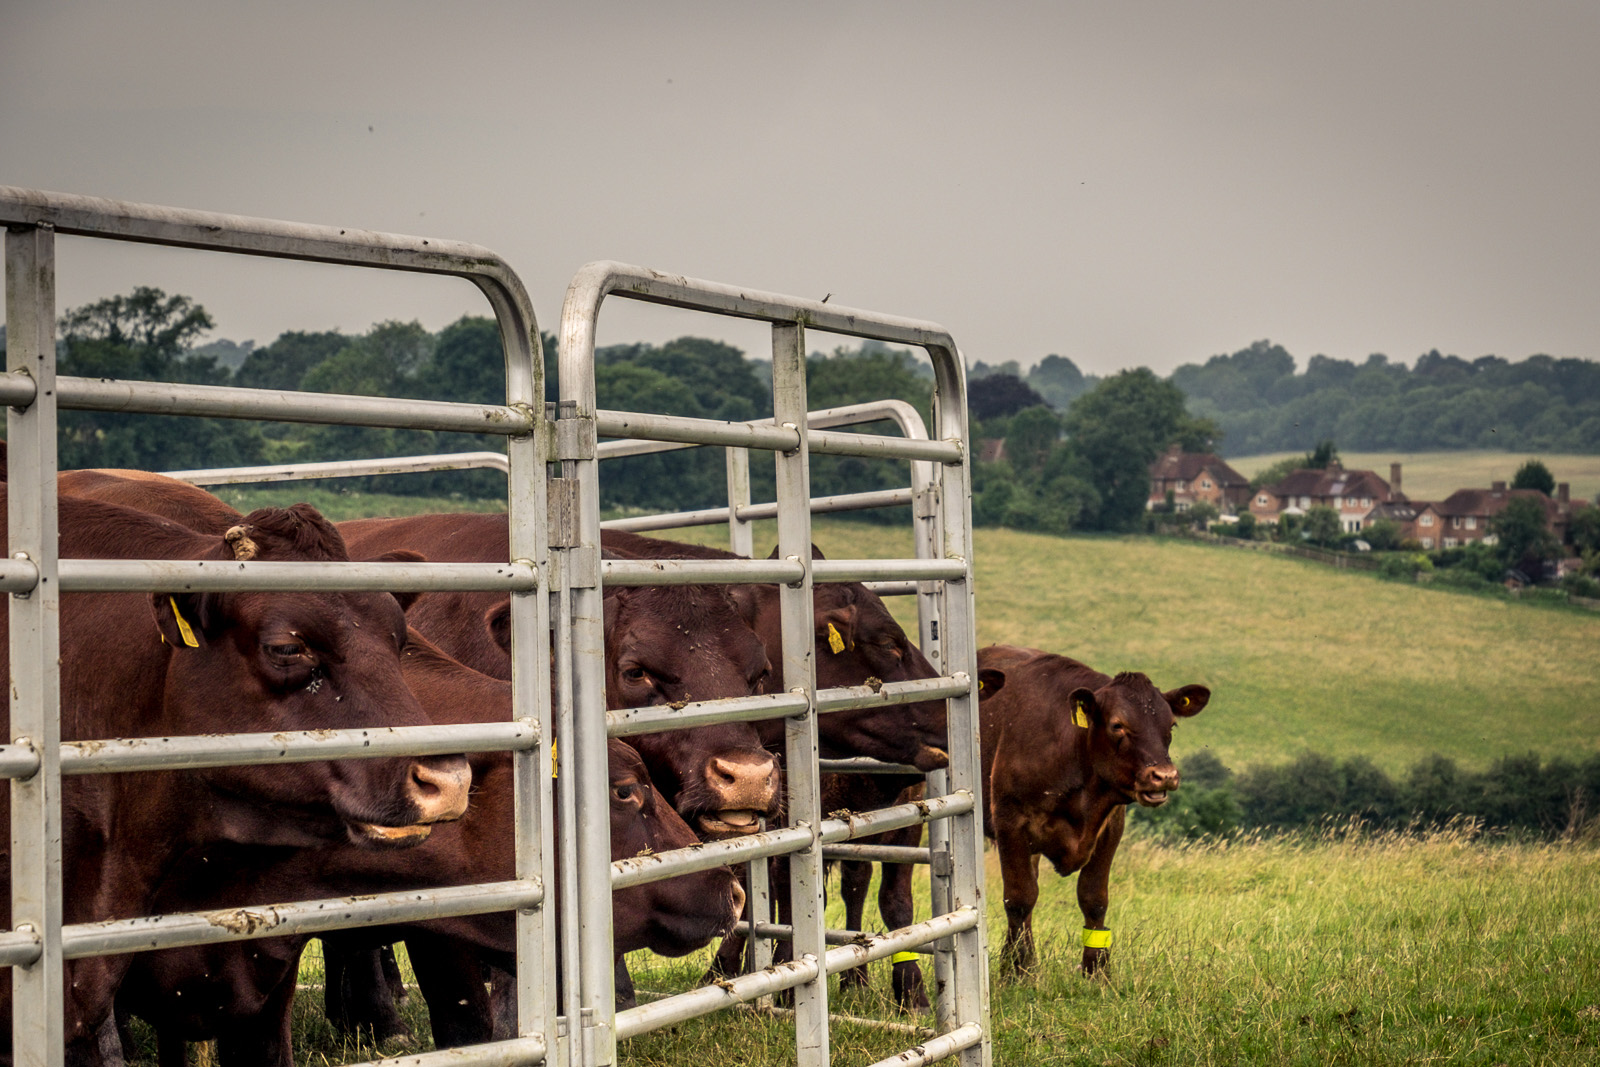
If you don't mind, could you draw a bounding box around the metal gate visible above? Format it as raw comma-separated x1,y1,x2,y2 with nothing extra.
1,188,991,1067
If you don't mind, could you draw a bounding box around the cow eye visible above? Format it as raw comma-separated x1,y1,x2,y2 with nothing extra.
622,667,650,686
612,783,637,802
265,640,308,662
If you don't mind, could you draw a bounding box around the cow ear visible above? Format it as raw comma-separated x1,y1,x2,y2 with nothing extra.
1067,687,1100,729
484,600,513,654
364,549,427,612
816,604,857,654
976,668,1006,698
1164,685,1210,718
809,543,827,560
150,592,212,650
728,584,763,629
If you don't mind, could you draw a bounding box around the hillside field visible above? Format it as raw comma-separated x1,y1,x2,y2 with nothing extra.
1229,450,1600,502
668,518,1600,776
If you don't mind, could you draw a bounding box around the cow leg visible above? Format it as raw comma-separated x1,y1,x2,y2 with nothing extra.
407,933,492,1048
614,956,638,1010
1076,806,1124,977
877,849,928,1011
322,935,413,1043
836,858,874,996
215,964,297,1067
489,966,517,1041
996,835,1042,975
380,944,409,1005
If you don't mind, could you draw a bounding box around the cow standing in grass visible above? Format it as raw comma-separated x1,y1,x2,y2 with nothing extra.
975,645,1209,975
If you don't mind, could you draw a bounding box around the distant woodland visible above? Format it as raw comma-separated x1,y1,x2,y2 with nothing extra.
4,288,1596,534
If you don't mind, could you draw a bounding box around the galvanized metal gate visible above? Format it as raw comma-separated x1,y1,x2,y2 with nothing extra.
0,187,990,1067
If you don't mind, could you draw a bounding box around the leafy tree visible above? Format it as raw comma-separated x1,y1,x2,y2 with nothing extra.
968,374,1046,421
1064,368,1217,531
234,330,350,391
1510,458,1556,495
1569,506,1600,556
1003,405,1061,475
1025,354,1093,409
1362,518,1404,551
55,288,265,470
1302,505,1342,546
1489,496,1560,571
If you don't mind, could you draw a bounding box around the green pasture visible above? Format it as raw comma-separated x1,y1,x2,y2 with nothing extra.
1229,450,1600,502
667,519,1600,776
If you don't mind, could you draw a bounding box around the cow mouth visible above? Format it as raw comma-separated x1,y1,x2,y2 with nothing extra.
347,821,435,847
1134,789,1170,808
697,809,764,837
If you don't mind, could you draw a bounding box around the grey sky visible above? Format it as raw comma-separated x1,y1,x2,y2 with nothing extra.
4,1,1596,377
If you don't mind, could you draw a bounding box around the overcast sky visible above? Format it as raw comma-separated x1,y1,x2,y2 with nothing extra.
4,1,1596,377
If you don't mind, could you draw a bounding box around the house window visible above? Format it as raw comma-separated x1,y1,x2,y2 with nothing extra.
1201,479,1212,489
1301,496,1311,508
1444,538,1458,548
1422,537,1434,548
1465,516,1476,530
1362,497,1371,508
1420,514,1434,527
1452,517,1462,529
1257,494,1269,506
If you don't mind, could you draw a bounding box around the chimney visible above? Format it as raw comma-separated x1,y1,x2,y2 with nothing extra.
1491,480,1507,493
1389,462,1402,497
1558,482,1570,504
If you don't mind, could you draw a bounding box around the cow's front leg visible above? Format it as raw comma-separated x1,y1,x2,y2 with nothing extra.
996,835,1042,975
1076,806,1124,977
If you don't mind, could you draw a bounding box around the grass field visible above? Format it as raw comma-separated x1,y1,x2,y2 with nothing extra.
1228,450,1600,503
662,519,1600,776
149,495,1600,1066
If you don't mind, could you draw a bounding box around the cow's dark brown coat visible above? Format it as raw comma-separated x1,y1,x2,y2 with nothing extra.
976,645,1209,974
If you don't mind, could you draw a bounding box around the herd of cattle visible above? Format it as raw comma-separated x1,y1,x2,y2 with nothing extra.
0,459,1210,1067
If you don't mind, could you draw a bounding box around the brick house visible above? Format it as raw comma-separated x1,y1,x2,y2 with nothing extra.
1250,461,1405,533
1428,481,1578,549
1147,446,1251,515
1366,499,1446,549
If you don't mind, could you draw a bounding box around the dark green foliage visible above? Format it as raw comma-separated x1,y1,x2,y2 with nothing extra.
54,288,266,470
1064,368,1220,531
1511,458,1556,495
234,330,350,391
1489,495,1562,571
1302,505,1342,546
1176,341,1600,456
1144,749,1600,838
967,374,1046,421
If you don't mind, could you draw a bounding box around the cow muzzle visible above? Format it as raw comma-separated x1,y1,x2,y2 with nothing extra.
699,753,780,837
1135,764,1180,807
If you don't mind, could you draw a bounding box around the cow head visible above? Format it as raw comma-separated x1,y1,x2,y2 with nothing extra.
484,580,781,840
609,740,746,955
153,505,471,848
749,548,949,771
1067,672,1209,807
602,583,781,838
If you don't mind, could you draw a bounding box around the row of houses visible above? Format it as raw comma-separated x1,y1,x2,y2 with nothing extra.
1147,446,1588,550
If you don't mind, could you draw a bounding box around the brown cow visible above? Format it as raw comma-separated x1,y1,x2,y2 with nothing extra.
600,532,950,1010
116,631,745,1066
0,492,470,1061
339,514,782,837
56,480,781,837
976,645,1210,974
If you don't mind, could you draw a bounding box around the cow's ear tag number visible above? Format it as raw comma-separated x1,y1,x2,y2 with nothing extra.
1072,700,1089,730
169,597,200,648
827,623,846,655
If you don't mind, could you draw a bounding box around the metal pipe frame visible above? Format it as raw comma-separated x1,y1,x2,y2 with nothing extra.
0,721,535,780
165,451,511,486
559,259,987,1066
1,187,556,1067
54,559,537,594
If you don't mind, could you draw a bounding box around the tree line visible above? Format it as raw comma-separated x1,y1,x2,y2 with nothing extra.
1171,339,1600,455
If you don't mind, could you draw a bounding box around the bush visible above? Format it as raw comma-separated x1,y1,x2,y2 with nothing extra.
1379,553,1434,581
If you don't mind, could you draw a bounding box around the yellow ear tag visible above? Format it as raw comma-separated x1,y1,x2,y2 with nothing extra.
1072,702,1089,730
977,679,985,691
551,738,558,780
169,597,200,648
827,623,846,655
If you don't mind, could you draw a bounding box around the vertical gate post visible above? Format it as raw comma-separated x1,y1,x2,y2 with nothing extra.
931,352,992,1067
770,322,828,1066
724,447,754,558
7,222,65,1067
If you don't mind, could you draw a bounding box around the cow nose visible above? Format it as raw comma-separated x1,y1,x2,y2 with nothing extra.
705,752,780,812
407,756,472,822
1145,764,1180,792
728,877,747,927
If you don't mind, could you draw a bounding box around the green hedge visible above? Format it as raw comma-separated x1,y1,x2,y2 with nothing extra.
1131,748,1600,840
